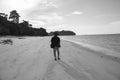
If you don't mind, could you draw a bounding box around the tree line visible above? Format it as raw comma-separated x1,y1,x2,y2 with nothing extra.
0,10,76,36
0,10,48,36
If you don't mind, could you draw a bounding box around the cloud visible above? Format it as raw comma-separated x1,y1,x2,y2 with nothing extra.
72,11,83,15
52,13,63,20
36,13,63,23
18,0,62,27
22,0,60,20
27,12,63,28
29,0,59,10
110,21,120,25
95,14,120,18
29,20,46,25
40,0,58,8
66,11,83,16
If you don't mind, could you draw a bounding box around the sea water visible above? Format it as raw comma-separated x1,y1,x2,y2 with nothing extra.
62,34,120,57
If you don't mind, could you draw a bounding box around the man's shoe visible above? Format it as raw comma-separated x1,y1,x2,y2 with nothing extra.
55,58,57,61
58,57,60,60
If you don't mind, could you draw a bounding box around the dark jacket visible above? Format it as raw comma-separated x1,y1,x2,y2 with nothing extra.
51,36,60,48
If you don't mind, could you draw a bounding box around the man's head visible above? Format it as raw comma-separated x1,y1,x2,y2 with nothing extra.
53,32,59,36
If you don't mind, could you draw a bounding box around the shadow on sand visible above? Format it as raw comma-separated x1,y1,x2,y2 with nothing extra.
58,60,90,80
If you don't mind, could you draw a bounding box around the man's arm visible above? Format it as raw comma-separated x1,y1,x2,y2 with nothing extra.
58,37,60,43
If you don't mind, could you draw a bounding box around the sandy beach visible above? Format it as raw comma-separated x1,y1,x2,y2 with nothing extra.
0,36,120,80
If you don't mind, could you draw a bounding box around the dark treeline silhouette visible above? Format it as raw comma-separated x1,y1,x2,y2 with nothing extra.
0,10,76,36
49,30,76,36
0,10,48,36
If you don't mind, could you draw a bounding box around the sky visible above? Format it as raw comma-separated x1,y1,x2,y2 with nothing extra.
0,0,120,35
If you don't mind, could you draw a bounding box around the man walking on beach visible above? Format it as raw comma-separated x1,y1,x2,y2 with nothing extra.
50,32,61,61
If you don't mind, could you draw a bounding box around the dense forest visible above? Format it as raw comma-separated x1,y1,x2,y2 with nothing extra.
0,10,76,36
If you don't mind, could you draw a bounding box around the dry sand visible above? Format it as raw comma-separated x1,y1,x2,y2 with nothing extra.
0,36,120,80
